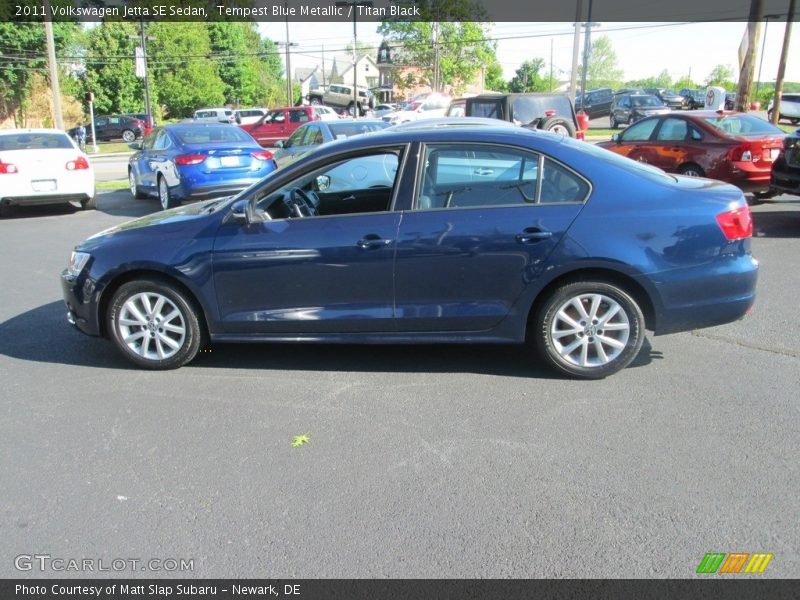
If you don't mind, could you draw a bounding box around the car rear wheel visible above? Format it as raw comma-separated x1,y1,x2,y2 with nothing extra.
534,281,645,379
158,175,178,210
540,116,577,137
121,129,136,143
309,97,321,105
129,169,146,199
108,279,202,370
678,164,705,177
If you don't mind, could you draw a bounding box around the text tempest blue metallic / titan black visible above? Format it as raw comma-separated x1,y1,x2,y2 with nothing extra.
62,123,757,378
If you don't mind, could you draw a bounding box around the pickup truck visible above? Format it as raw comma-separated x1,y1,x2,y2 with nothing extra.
307,84,375,116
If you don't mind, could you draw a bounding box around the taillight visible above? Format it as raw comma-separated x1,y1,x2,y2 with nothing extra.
728,142,753,162
175,154,206,165
65,156,90,170
251,150,274,161
716,206,753,241
0,160,18,174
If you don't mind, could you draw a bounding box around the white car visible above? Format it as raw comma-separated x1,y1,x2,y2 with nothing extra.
234,107,268,125
383,94,453,125
311,105,341,121
193,107,236,124
768,93,800,125
0,128,95,216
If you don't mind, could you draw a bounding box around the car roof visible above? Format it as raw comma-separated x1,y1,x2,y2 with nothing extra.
389,117,518,131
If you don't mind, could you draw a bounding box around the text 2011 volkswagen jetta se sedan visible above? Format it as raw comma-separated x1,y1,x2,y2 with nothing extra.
61,124,758,379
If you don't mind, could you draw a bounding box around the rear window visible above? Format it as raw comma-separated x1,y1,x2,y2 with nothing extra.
469,100,503,119
511,96,573,126
328,122,389,139
174,126,254,144
703,115,783,136
0,132,73,150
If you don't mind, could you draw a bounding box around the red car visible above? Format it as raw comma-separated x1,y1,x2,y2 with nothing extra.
597,111,785,195
239,106,320,147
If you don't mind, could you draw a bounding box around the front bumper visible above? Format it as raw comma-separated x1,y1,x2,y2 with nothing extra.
61,269,102,337
770,161,800,196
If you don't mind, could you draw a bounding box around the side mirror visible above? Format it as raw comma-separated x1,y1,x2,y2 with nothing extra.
611,133,621,143
224,198,252,225
274,140,284,149
128,142,141,150
315,175,331,192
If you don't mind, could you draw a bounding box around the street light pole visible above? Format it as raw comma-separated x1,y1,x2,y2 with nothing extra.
42,0,63,130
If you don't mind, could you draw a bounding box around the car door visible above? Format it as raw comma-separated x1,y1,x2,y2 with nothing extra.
393,142,589,332
211,146,408,334
650,116,692,172
274,125,313,169
609,118,660,164
93,117,109,141
249,109,288,147
130,129,160,192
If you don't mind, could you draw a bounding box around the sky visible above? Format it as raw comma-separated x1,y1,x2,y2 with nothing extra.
258,21,799,87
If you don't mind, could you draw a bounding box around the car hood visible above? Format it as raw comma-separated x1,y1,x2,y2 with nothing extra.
78,199,226,249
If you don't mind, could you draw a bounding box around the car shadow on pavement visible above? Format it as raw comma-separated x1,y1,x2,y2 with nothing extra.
752,209,800,239
2,301,655,377
96,190,159,219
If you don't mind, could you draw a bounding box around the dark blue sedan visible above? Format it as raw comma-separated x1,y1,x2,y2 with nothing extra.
63,126,757,378
128,123,277,210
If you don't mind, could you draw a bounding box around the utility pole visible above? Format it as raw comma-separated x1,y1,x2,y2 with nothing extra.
771,0,795,124
579,0,599,103
569,0,584,105
43,0,63,129
335,0,373,118
321,44,326,88
735,0,764,112
282,3,297,106
131,19,154,124
550,38,554,93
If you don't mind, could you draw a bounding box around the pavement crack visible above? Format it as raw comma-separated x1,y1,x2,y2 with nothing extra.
689,331,800,359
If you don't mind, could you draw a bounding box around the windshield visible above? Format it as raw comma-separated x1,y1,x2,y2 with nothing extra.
631,96,664,107
703,115,783,137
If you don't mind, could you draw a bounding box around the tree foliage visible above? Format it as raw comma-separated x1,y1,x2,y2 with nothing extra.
378,1,496,94
578,35,624,90
508,59,548,93
705,64,736,90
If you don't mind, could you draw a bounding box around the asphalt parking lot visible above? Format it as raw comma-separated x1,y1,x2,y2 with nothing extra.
1,190,798,578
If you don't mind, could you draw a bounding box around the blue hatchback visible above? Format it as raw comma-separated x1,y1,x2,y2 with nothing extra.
65,125,757,378
128,123,277,210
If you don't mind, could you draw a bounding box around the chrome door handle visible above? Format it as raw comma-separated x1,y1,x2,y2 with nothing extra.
357,236,392,249
516,230,553,243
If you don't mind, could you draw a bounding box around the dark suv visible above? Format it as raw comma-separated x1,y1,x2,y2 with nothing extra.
679,88,706,110
68,115,145,143
464,93,581,138
644,88,686,110
576,88,614,119
610,94,670,128
770,128,800,197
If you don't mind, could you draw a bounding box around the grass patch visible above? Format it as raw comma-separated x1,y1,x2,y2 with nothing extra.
88,142,134,155
96,179,130,192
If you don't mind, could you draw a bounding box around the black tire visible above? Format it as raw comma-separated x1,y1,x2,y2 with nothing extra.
107,278,202,370
81,194,97,210
129,169,147,199
309,97,322,106
0,202,11,218
121,129,136,143
540,116,577,138
534,281,645,379
677,163,705,177
347,102,356,116
610,114,618,129
158,175,178,210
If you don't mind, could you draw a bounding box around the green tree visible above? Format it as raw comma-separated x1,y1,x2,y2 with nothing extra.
508,59,547,93
483,61,507,93
258,37,290,107
578,35,623,89
80,22,153,117
208,22,268,107
378,1,496,94
0,21,81,124
147,22,224,118
705,64,735,90
673,76,698,91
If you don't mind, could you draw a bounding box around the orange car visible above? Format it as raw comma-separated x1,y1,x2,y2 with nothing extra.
597,110,785,196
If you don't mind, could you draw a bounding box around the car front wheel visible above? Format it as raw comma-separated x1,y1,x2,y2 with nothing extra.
534,281,645,379
107,279,202,370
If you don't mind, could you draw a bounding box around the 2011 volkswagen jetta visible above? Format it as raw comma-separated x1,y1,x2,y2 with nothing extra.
62,124,758,379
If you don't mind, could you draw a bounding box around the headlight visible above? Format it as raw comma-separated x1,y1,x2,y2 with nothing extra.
66,251,90,277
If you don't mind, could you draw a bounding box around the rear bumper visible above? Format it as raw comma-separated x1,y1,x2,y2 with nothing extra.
1,192,93,207
652,254,758,335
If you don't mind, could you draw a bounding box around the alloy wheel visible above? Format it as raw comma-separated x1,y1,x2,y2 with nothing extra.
117,292,186,361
